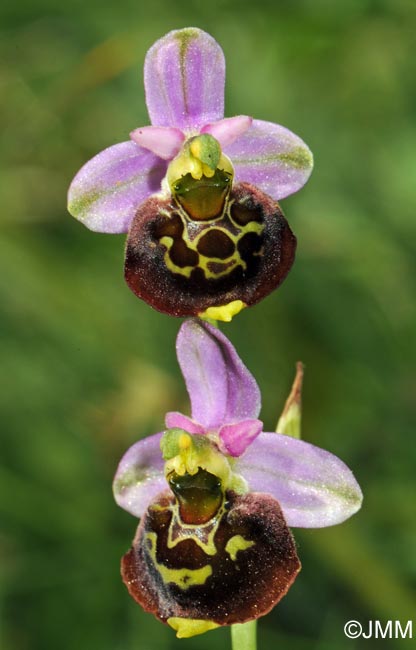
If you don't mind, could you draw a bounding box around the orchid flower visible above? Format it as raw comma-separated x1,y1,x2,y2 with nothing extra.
113,320,362,638
68,28,313,321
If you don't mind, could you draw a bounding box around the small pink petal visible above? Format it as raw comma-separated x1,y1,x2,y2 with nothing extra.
130,126,185,160
219,419,263,457
165,411,205,434
201,116,253,148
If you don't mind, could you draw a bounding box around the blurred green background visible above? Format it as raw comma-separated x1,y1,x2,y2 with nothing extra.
1,0,415,649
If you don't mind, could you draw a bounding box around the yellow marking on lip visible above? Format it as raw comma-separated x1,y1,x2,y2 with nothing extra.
146,532,212,590
225,535,255,561
167,499,225,556
157,194,264,281
168,617,220,638
200,300,246,323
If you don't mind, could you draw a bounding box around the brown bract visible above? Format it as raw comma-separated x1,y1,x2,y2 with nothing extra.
121,490,301,626
124,182,296,317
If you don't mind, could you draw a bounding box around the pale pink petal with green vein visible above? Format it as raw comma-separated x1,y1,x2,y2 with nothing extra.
224,119,314,200
235,432,363,528
113,433,165,518
144,28,225,130
67,141,167,233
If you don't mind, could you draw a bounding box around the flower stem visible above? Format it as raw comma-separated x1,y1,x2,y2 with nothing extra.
231,621,257,650
203,317,219,328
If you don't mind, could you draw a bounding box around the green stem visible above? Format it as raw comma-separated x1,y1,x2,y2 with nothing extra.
203,317,219,328
231,621,257,650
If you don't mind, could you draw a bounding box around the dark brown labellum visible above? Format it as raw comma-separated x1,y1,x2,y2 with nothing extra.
124,182,296,317
121,490,301,627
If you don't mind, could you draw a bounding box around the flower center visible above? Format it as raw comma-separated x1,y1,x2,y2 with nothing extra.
167,134,234,221
168,468,223,524
160,429,248,504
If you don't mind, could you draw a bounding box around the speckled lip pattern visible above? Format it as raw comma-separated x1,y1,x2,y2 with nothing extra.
121,490,301,626
124,182,296,317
